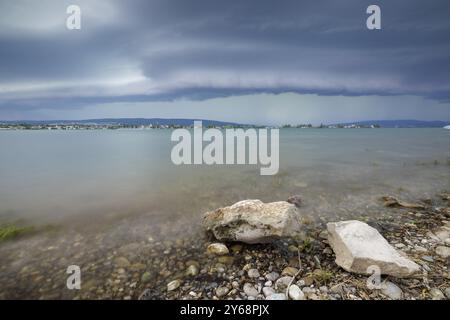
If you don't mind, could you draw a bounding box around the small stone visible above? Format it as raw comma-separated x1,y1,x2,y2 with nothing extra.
263,287,275,297
287,195,302,207
215,287,230,298
421,255,434,262
435,246,450,258
266,293,287,300
185,264,199,276
414,245,428,253
217,256,234,265
288,284,305,300
318,230,328,239
275,276,293,292
429,288,445,300
141,272,151,283
207,243,229,255
381,282,403,300
247,269,260,278
394,243,405,249
243,283,259,297
231,244,243,253
265,272,280,282
444,288,450,299
264,280,272,287
114,257,130,268
282,267,298,277
167,279,181,291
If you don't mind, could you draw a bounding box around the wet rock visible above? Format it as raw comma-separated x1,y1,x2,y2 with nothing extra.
141,272,151,283
247,269,260,278
382,196,425,209
207,243,229,256
215,287,230,298
266,293,287,300
167,279,181,291
185,264,199,276
421,255,434,262
203,199,301,244
281,267,298,277
217,256,234,265
327,220,420,277
381,282,403,300
429,288,445,300
114,257,130,268
243,283,258,297
287,195,302,207
288,284,305,300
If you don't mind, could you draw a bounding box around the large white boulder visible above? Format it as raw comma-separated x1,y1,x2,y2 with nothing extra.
327,220,420,277
203,199,301,244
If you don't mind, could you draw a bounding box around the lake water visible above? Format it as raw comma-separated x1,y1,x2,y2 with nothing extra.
0,128,449,227
0,128,449,299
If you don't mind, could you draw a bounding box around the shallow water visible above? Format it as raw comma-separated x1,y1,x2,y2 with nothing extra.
0,128,448,226
0,128,449,299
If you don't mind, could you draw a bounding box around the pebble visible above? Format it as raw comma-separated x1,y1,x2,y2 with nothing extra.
414,245,428,253
167,279,181,291
185,264,199,276
114,257,130,268
445,288,450,299
247,269,260,278
281,267,298,277
288,285,305,300
275,276,293,291
215,287,230,298
140,272,151,283
263,287,275,297
435,246,450,258
381,282,403,300
243,283,259,297
421,255,434,262
265,272,280,282
264,280,272,287
429,288,445,300
207,243,229,256
266,293,287,300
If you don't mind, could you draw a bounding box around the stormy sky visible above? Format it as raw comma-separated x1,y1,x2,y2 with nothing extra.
0,0,449,124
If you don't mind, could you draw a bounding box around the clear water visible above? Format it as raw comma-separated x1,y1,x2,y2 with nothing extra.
0,128,449,229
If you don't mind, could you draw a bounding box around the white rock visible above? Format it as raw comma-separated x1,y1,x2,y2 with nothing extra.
167,279,181,291
247,269,260,278
275,276,293,292
264,280,272,287
266,293,287,300
435,246,450,258
207,243,229,256
288,284,305,300
381,282,403,300
265,272,280,282
429,288,445,300
215,286,230,297
243,283,259,297
327,220,420,277
262,287,275,297
203,200,301,243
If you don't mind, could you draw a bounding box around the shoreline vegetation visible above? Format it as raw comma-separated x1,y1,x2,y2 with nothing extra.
0,192,449,300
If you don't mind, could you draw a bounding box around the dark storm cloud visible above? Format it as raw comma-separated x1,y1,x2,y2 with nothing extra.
0,0,450,116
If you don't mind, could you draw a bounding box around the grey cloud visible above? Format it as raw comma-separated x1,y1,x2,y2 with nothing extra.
0,0,449,118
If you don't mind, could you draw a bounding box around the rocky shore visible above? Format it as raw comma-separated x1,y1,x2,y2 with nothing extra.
0,192,449,300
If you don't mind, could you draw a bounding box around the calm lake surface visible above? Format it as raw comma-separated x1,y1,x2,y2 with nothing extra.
0,128,449,299
0,128,449,227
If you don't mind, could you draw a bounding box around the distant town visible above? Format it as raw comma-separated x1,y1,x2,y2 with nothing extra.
0,119,448,130
0,123,380,130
